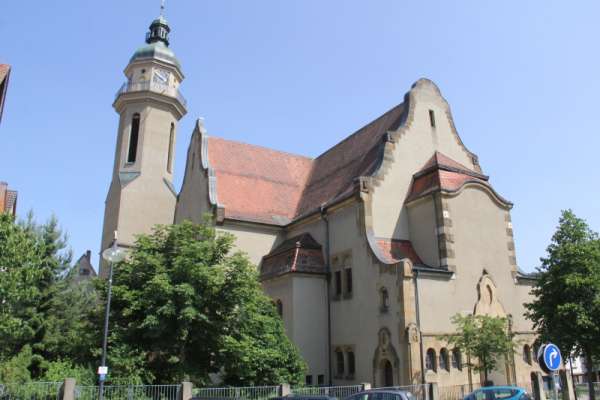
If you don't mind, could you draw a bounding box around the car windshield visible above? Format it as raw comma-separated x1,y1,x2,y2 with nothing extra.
369,392,403,400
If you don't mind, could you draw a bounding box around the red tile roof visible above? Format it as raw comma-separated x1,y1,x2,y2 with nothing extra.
260,233,326,280
375,238,423,265
205,104,405,225
406,151,510,205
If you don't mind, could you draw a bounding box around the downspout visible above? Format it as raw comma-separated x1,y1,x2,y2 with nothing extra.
321,206,333,385
414,269,426,384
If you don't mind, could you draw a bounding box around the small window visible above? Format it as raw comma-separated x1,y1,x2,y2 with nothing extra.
127,113,141,163
167,123,175,173
305,375,312,385
317,374,324,385
429,109,436,128
79,268,90,276
336,350,345,375
532,344,540,363
334,271,342,296
348,351,356,375
276,300,283,317
345,268,353,294
380,287,389,312
439,348,449,371
426,348,436,372
451,348,462,370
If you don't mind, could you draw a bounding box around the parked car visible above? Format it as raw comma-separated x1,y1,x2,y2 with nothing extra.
343,389,415,400
464,386,531,400
270,396,338,400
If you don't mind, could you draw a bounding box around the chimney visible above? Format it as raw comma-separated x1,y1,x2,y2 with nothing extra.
86,250,91,261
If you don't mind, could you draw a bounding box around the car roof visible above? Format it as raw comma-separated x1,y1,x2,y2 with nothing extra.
477,386,524,391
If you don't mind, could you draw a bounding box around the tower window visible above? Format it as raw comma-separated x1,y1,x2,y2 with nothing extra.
429,109,436,128
345,268,353,295
167,123,175,173
334,270,342,297
127,113,140,163
336,350,345,376
380,287,389,312
347,351,356,376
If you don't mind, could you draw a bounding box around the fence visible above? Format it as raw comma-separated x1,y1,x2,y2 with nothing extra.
74,385,181,400
192,386,279,400
0,382,62,400
291,384,364,399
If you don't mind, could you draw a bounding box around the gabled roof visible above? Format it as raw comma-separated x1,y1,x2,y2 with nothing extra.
260,233,326,280
0,65,9,83
406,151,511,206
204,104,405,225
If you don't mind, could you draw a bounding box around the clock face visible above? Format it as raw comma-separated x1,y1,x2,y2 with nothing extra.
153,69,170,85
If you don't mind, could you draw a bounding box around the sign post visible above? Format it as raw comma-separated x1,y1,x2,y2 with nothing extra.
538,343,562,400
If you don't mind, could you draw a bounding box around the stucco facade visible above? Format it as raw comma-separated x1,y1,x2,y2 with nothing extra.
103,14,551,390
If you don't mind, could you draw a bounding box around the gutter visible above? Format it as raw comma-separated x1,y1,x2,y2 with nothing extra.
414,269,426,384
320,206,333,385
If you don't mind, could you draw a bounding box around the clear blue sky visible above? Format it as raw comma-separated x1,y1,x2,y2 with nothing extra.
1,1,598,271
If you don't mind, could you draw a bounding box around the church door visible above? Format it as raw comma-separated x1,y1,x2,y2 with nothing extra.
382,360,394,387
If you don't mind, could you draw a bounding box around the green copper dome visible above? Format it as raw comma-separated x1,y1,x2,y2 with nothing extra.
129,13,180,68
130,41,180,68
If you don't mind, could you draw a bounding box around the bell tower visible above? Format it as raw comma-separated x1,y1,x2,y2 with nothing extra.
100,7,187,275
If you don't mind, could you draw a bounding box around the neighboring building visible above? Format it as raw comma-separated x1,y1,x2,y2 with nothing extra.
566,356,600,384
102,10,552,389
72,250,97,283
0,181,17,215
0,64,10,124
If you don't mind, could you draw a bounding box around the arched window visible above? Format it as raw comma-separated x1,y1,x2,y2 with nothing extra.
275,300,283,317
336,350,345,376
426,348,437,372
127,113,141,163
451,348,462,370
167,123,174,173
380,287,389,312
532,343,540,364
523,345,532,365
439,348,449,371
348,351,356,376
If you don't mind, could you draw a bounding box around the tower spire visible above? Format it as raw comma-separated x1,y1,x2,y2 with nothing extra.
145,2,171,46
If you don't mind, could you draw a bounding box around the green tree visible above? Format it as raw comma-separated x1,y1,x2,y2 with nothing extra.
442,313,515,385
0,213,46,362
525,210,600,400
104,220,306,385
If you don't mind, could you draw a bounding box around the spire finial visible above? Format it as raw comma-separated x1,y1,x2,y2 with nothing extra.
160,0,165,16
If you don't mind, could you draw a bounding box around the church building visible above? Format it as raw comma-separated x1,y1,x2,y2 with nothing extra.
101,11,549,389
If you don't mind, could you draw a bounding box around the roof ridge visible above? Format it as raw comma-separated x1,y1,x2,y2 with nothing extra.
312,103,404,161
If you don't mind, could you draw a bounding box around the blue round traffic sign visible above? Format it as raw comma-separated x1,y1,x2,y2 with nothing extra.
540,343,562,372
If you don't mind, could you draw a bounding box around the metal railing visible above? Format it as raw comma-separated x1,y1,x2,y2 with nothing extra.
192,386,279,400
291,384,363,399
115,81,187,107
0,382,62,400
374,384,430,400
74,385,181,400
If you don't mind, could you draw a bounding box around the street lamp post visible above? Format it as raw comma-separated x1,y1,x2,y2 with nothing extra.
99,232,127,400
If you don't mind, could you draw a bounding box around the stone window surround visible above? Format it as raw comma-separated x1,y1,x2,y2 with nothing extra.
331,251,353,301
333,345,356,380
425,344,466,374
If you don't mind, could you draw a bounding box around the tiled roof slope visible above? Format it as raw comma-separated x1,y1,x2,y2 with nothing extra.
406,151,511,205
207,137,313,224
205,104,405,225
375,238,423,265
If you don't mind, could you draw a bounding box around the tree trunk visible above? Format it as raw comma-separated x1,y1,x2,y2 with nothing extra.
585,352,596,400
